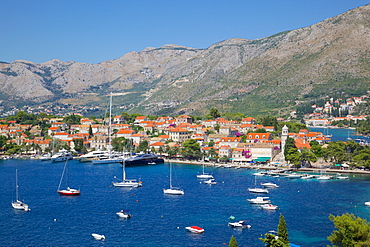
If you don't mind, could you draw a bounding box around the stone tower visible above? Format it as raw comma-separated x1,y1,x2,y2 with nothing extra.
281,125,289,160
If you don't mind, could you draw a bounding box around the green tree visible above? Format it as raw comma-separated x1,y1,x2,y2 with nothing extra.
260,214,290,247
322,141,347,164
285,147,302,167
0,135,8,148
310,140,323,157
137,140,149,153
209,108,221,119
64,114,82,127
277,214,289,244
181,139,201,160
228,235,238,247
208,140,215,147
284,137,295,158
299,148,317,168
219,155,230,163
328,213,370,246
88,125,93,137
73,139,86,153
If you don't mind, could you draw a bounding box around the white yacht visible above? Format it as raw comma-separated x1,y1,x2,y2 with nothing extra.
12,169,30,211
248,188,269,193
261,182,279,188
247,197,270,204
196,164,214,179
51,150,73,163
164,162,184,195
286,173,301,179
261,204,279,210
113,162,142,188
316,175,332,180
78,150,109,162
116,210,131,218
92,233,105,240
301,174,314,179
228,221,251,228
204,179,217,185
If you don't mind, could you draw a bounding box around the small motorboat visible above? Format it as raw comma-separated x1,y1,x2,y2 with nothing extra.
248,188,269,193
336,174,349,179
204,179,217,185
116,210,131,218
301,174,314,179
286,173,301,179
365,202,370,206
260,182,279,188
228,220,251,228
261,204,279,210
186,226,204,234
247,197,271,204
316,175,332,180
92,233,105,240
253,172,265,176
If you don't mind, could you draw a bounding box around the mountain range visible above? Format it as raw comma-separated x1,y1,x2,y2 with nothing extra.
1,4,369,117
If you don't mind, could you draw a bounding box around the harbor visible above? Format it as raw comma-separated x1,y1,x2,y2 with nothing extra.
2,158,370,246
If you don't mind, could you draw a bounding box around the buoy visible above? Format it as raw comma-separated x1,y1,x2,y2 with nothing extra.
54,219,57,222
136,200,138,202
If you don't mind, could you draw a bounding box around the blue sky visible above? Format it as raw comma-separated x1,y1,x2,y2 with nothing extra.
1,0,368,64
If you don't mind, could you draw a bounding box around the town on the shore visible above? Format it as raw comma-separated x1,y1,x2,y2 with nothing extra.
1,95,369,170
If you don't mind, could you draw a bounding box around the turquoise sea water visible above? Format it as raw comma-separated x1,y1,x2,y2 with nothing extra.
309,127,370,143
2,159,370,246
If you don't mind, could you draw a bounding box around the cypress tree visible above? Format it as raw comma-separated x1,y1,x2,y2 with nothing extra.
88,125,93,137
228,235,238,247
277,214,289,244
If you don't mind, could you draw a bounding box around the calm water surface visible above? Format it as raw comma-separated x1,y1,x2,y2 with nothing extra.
309,127,370,143
2,159,370,246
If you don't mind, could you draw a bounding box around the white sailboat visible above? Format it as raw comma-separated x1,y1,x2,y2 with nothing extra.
163,162,184,195
12,169,30,211
113,161,142,187
92,93,123,165
248,175,269,193
57,160,80,196
196,163,213,179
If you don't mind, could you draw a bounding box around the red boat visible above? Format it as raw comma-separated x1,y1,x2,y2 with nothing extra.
185,226,204,234
57,161,80,196
57,187,80,196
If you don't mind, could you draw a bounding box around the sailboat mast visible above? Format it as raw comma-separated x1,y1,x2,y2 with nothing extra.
169,162,172,189
15,169,19,201
58,161,67,191
123,161,126,181
108,92,112,157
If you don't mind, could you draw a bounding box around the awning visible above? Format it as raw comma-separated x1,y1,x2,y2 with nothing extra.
254,157,271,162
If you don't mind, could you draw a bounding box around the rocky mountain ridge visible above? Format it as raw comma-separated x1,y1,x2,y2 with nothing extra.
1,4,369,117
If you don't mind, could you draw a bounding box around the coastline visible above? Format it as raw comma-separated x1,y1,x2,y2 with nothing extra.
164,159,370,175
